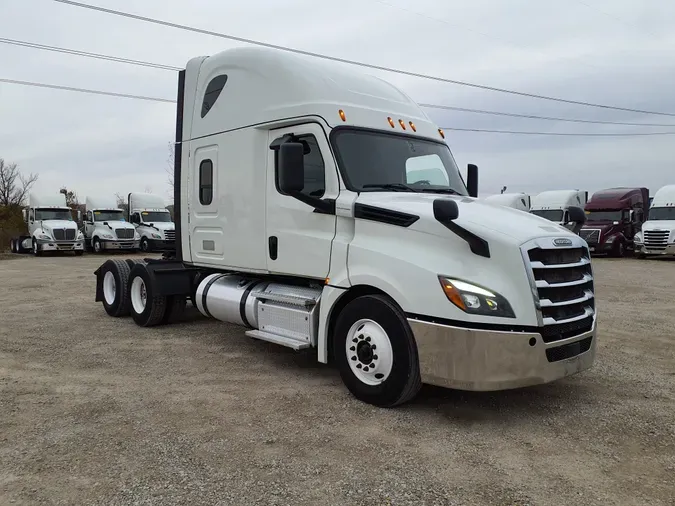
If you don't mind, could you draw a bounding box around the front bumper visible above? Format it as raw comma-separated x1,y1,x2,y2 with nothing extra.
635,243,675,256
100,239,139,250
36,239,84,251
408,317,596,391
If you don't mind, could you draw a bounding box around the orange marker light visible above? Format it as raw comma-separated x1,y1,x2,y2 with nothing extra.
409,121,417,132
438,128,445,139
398,119,406,130
338,109,346,122
439,280,466,311
387,117,395,128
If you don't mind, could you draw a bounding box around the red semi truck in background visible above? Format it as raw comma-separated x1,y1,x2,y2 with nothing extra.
579,187,649,257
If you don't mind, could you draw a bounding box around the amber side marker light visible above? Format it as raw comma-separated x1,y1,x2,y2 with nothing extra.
409,121,417,132
439,279,466,311
387,117,395,128
438,128,445,139
338,109,346,122
398,119,406,130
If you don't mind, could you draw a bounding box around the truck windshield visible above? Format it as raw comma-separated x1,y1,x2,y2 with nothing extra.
94,210,125,221
331,129,468,195
585,210,623,221
141,211,172,222
35,208,72,221
530,209,563,222
648,207,675,221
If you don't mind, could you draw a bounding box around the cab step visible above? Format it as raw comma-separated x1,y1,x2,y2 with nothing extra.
245,329,311,350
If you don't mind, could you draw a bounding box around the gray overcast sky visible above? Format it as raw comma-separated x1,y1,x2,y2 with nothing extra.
1,0,674,203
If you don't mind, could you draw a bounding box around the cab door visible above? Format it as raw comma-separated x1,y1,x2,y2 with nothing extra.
266,123,339,279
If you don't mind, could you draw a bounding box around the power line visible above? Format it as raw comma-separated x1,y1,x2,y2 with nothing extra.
0,78,175,103
4,77,675,137
0,37,181,71
440,126,675,136
50,0,675,117
8,36,674,128
420,103,675,127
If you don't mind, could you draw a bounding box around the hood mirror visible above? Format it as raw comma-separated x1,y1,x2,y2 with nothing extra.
433,198,459,222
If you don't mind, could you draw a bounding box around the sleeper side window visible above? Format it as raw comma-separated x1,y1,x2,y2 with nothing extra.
199,159,213,205
201,75,228,118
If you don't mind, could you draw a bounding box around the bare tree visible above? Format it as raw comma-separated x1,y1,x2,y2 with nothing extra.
0,158,38,207
59,187,79,207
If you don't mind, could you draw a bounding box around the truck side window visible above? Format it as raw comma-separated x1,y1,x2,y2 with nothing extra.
201,75,228,118
29,209,34,222
199,159,213,205
87,211,93,222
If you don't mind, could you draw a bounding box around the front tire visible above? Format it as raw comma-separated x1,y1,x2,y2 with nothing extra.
128,263,168,327
93,237,103,254
333,294,422,408
140,237,150,253
32,239,42,257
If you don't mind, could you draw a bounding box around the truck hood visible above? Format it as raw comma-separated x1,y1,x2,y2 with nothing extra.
39,220,78,232
141,222,174,231
98,221,135,230
642,220,675,232
355,193,576,245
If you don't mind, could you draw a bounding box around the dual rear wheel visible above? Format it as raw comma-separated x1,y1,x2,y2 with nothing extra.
99,259,186,326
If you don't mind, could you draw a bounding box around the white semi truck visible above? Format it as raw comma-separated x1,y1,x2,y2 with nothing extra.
484,193,531,212
10,193,84,256
634,184,675,258
93,47,597,407
530,189,588,234
83,196,139,253
127,192,176,253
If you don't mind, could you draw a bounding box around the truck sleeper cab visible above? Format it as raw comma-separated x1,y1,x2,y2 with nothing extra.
93,47,597,407
83,197,139,253
10,193,85,256
580,187,648,257
530,189,589,234
127,192,176,253
634,184,675,257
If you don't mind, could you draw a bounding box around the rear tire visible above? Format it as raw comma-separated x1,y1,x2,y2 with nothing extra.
100,259,132,317
333,294,422,408
128,263,167,327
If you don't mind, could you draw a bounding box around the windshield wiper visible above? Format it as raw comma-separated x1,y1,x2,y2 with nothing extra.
415,187,462,195
362,183,416,192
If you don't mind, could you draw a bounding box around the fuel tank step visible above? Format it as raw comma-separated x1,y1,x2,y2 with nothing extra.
245,329,311,350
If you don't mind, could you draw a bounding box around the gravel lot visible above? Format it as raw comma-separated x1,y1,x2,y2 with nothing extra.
1,252,674,506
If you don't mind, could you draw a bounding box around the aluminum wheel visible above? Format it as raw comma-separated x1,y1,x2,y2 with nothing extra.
130,276,147,315
345,318,394,386
103,271,117,305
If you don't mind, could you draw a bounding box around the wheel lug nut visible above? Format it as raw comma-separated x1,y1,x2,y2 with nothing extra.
365,336,371,342
352,338,358,343
358,334,364,340
371,345,376,350
356,364,362,369
351,356,357,361
373,355,378,360
363,367,369,372
350,346,355,351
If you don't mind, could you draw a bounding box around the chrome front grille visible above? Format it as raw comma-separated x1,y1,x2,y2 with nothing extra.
644,230,669,250
524,240,595,344
164,230,175,242
115,228,135,239
579,228,600,245
52,229,76,241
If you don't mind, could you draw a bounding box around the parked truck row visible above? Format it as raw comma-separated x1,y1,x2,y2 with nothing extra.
91,46,598,408
10,192,176,256
484,185,675,259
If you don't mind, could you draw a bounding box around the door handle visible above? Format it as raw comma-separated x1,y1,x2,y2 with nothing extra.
268,236,278,260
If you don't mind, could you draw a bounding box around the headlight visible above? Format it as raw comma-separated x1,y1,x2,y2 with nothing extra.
38,233,51,240
438,276,515,318
605,235,615,243
151,233,162,239
77,231,84,240
134,231,141,239
101,233,114,239
634,232,643,244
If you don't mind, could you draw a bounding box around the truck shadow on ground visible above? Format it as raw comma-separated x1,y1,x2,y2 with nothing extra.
175,306,592,420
